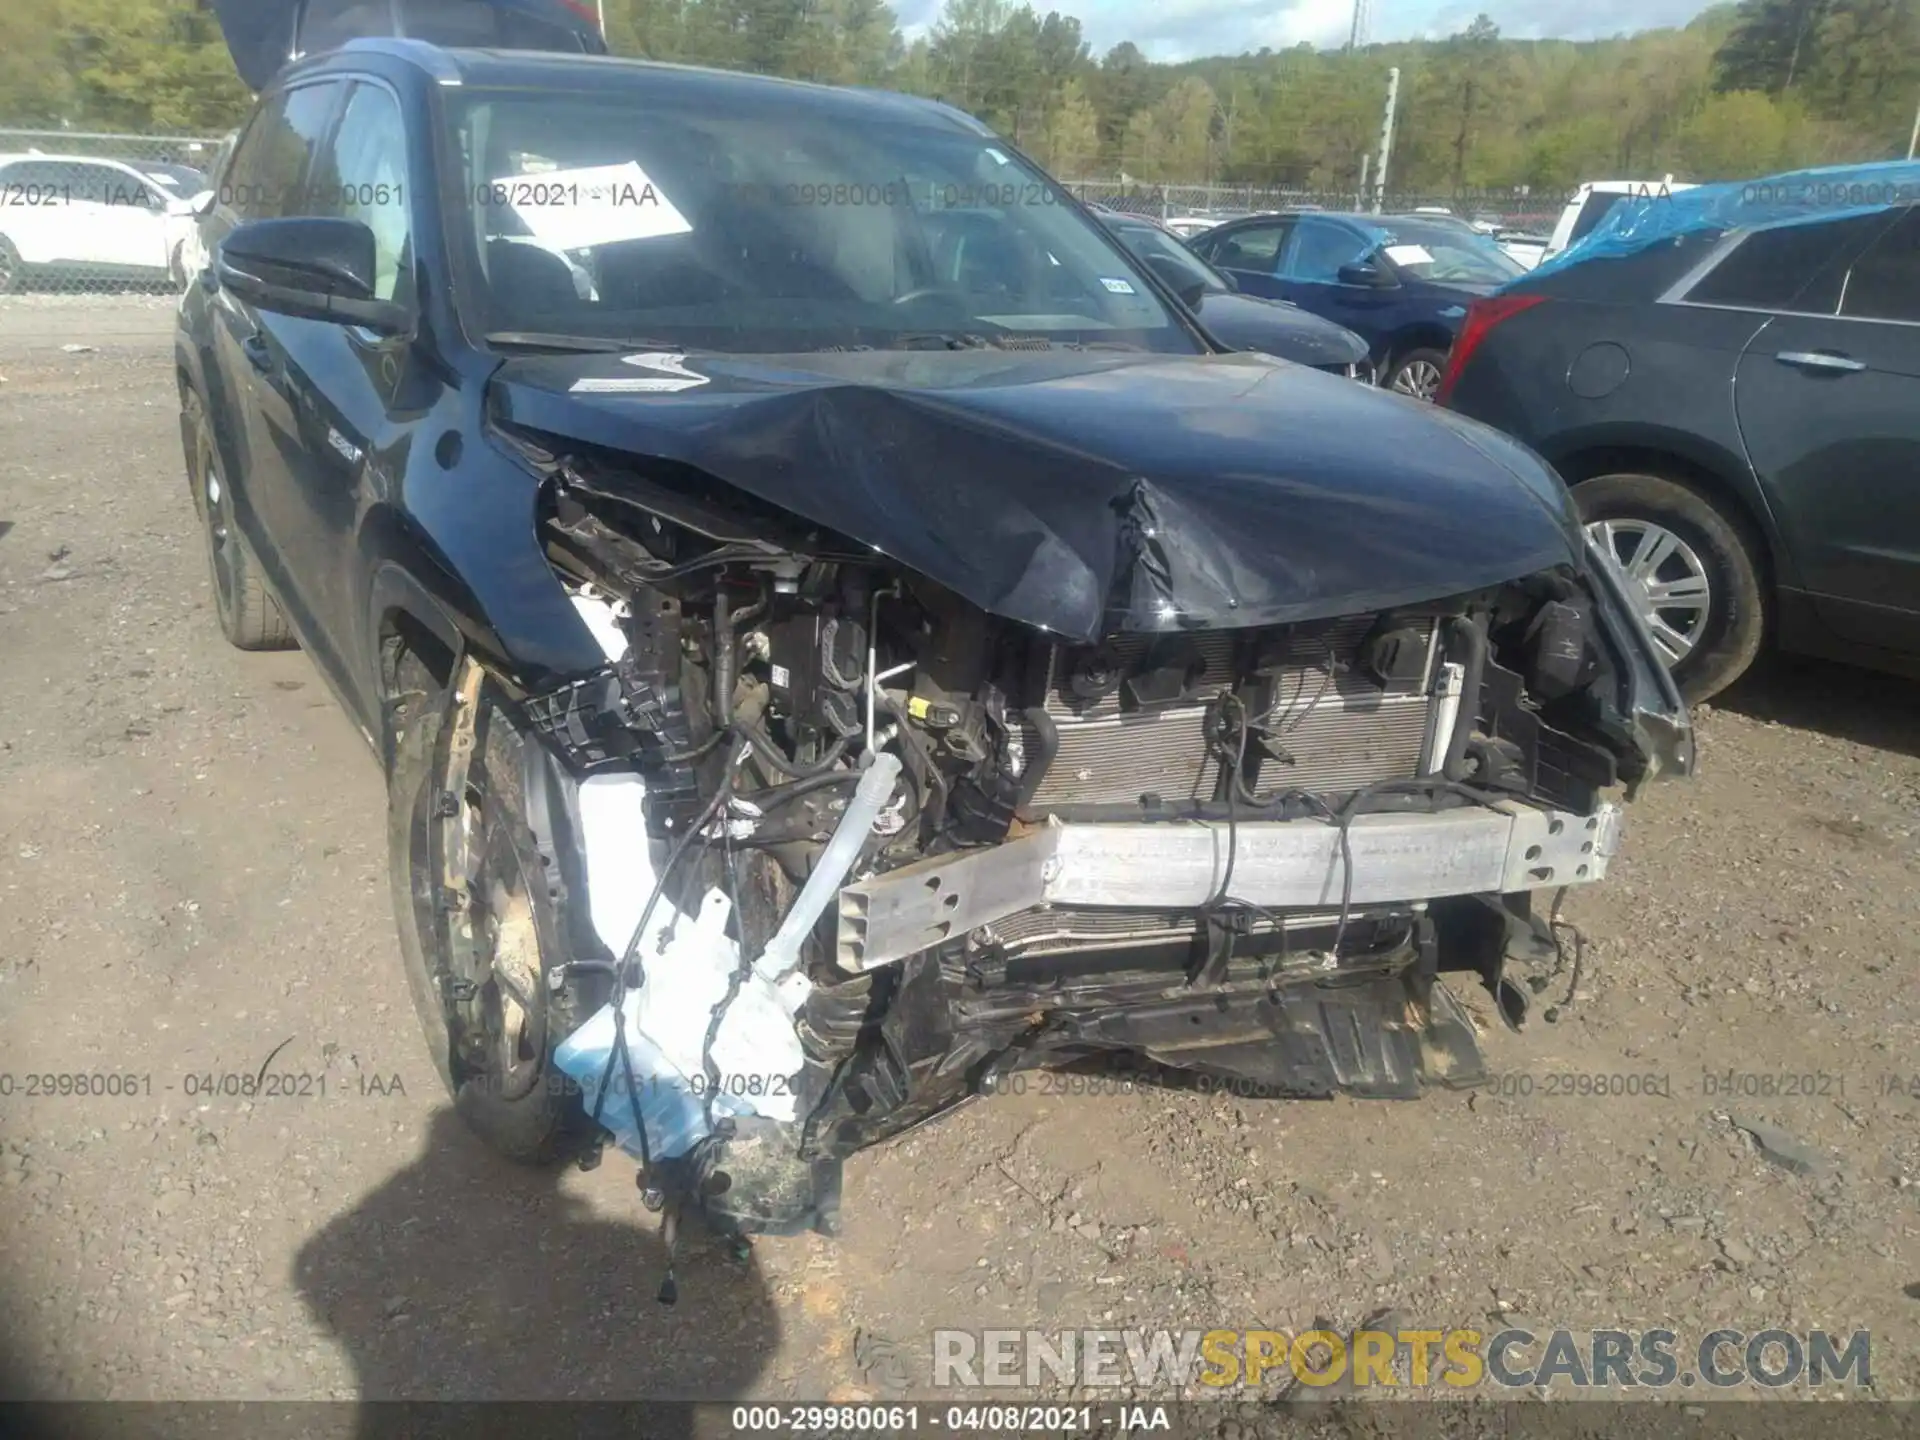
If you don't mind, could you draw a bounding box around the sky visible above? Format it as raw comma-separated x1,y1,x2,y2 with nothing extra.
895,0,1721,63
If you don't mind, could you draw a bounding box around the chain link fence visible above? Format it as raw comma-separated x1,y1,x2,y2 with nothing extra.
0,128,227,296
1059,179,1561,234
0,126,1566,297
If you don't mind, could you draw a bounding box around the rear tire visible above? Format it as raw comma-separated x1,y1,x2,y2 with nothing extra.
0,236,20,294
1574,471,1766,704
182,387,295,651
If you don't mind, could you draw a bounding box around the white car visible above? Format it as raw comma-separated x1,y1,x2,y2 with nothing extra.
1163,214,1221,240
0,153,203,291
1547,178,1699,261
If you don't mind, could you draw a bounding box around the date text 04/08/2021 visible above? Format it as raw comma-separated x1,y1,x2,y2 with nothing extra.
727,1405,1170,1433
0,1072,406,1100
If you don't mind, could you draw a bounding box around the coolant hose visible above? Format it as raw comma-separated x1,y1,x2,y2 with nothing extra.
753,753,902,984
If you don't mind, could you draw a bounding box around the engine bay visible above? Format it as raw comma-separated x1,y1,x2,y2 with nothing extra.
498,440,1677,1239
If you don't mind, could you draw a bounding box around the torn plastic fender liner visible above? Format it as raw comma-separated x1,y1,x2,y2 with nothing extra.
489,346,1584,645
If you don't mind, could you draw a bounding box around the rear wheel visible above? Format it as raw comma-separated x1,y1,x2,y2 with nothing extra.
387,662,608,1165
1385,346,1449,402
1574,471,1767,703
182,387,295,651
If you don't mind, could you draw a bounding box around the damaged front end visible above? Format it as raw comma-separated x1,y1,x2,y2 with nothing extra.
480,407,1691,1243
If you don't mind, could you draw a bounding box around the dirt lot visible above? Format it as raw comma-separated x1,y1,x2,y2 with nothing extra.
1,306,1917,1414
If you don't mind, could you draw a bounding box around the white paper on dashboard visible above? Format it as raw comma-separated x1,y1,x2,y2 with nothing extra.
1383,244,1434,266
506,162,694,250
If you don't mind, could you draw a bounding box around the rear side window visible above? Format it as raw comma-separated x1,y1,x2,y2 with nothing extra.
1206,222,1291,273
1841,208,1918,323
224,82,346,219
1682,213,1888,315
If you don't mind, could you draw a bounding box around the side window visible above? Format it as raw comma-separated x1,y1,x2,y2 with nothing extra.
61,162,108,204
1840,208,1919,324
225,82,346,220
1206,222,1291,274
1286,220,1371,282
1683,213,1887,315
90,165,158,212
312,82,414,302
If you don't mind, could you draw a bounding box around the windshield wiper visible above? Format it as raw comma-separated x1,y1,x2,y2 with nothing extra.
484,331,679,354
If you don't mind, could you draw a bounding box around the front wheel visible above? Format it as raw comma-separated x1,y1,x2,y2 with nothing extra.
1385,346,1449,402
1575,471,1767,703
386,663,609,1165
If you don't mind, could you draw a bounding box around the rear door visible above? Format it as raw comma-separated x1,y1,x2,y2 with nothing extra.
204,79,349,637
1731,207,1920,652
1191,219,1293,300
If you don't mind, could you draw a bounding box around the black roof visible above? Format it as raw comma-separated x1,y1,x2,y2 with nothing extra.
292,39,986,134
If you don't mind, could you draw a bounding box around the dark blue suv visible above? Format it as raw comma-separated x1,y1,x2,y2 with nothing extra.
1191,212,1526,400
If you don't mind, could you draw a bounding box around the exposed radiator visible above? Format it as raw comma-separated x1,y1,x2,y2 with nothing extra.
1017,615,1438,811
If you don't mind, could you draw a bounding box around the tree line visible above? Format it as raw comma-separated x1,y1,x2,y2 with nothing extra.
0,0,1914,195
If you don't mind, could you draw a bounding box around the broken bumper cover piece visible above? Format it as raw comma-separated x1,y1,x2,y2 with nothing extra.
837,801,1622,973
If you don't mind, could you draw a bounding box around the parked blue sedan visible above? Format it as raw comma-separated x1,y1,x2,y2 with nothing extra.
1189,212,1526,400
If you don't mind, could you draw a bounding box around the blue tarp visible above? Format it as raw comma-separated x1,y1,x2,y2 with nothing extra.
1508,159,1920,290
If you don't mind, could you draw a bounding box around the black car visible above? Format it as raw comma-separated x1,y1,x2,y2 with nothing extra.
1098,212,1374,380
177,35,1689,1238
1441,199,1920,702
1190,212,1527,400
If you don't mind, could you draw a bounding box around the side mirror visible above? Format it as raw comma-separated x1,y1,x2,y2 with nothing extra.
1338,262,1393,288
216,217,411,334
1175,279,1208,310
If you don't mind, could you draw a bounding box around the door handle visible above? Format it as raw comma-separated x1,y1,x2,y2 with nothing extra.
1776,350,1867,374
241,334,272,374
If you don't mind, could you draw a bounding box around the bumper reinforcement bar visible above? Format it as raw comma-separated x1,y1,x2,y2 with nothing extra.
836,802,1621,973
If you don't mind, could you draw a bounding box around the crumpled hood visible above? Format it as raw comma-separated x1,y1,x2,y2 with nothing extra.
490,347,1582,643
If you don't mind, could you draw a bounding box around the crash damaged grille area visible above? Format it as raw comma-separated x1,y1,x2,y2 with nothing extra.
503,445,1677,1241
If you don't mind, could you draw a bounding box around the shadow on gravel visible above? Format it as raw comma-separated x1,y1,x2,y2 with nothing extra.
291,1108,780,1432
1716,652,1920,760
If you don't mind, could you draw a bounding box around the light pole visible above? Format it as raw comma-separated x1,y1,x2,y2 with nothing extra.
1374,67,1400,215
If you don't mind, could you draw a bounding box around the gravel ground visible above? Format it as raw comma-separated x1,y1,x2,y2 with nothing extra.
1,319,1917,1417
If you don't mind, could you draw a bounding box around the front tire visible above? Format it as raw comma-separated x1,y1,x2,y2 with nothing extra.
1575,471,1767,703
387,668,608,1166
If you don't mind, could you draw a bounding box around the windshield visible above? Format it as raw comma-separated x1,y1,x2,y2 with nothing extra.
1109,222,1227,296
1368,219,1524,284
445,87,1192,354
